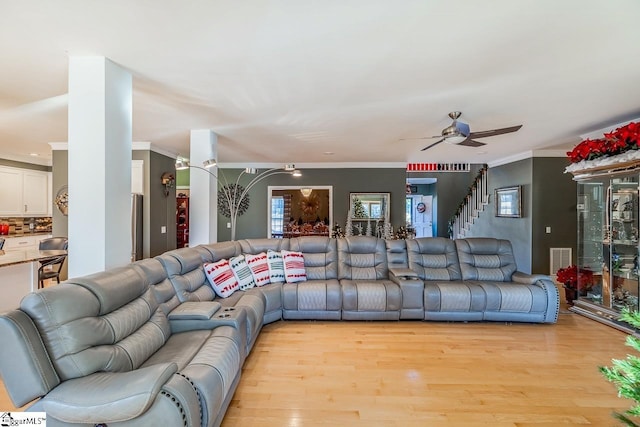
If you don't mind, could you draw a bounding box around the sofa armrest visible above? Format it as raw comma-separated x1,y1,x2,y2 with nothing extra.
389,267,420,280
512,271,552,285
0,310,60,407
168,301,221,320
388,270,425,319
512,272,560,323
42,363,178,424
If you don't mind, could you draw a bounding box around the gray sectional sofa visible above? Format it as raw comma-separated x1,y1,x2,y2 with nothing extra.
0,236,559,426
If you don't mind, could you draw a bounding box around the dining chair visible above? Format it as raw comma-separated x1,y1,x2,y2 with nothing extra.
38,237,68,289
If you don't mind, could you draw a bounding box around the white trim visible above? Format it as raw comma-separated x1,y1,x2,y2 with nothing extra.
132,142,180,159
488,150,567,168
220,162,407,169
48,141,179,159
48,142,69,151
267,185,333,238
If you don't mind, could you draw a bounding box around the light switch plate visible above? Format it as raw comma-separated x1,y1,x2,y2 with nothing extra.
161,226,166,234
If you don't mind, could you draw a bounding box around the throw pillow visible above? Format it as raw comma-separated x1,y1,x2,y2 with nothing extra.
245,252,271,287
229,254,257,290
203,259,239,298
281,250,307,283
266,250,286,283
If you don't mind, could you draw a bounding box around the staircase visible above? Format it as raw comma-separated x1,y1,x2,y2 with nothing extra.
448,165,489,239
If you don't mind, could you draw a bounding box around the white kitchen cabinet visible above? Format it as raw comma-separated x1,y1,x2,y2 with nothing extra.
23,170,49,215
0,166,49,216
0,167,24,215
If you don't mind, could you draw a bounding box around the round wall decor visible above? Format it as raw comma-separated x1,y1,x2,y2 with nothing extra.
55,185,69,216
218,184,250,218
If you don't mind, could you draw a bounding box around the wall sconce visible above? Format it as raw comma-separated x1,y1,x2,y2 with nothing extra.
161,172,175,197
300,188,313,197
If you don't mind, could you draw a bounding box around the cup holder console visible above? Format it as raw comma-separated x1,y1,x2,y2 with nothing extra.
223,307,235,312
218,313,231,318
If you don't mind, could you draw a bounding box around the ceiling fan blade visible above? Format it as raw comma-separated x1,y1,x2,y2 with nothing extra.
399,135,442,141
467,125,522,139
421,139,445,151
457,139,486,147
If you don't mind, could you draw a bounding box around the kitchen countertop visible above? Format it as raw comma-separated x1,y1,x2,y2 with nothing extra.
2,231,53,238
0,249,67,267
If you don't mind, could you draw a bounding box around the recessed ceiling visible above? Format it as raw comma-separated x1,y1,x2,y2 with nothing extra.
1,1,640,166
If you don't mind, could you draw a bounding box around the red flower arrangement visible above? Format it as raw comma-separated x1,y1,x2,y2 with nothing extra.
556,265,594,290
567,122,640,163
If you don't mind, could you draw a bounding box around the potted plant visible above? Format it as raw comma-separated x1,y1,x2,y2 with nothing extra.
556,265,594,305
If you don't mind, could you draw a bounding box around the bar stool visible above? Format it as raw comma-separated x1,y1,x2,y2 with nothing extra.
38,237,68,288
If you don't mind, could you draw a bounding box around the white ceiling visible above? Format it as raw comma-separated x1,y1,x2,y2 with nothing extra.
1,0,640,167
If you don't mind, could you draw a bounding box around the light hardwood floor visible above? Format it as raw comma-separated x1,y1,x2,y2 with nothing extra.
1,307,634,426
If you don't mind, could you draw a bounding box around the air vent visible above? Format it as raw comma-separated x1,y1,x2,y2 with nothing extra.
550,248,572,276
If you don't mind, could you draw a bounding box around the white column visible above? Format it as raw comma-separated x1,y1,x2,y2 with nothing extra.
68,57,132,277
189,130,218,245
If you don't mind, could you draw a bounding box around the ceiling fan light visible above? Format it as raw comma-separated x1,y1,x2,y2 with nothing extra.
300,188,313,197
292,169,302,177
445,135,467,144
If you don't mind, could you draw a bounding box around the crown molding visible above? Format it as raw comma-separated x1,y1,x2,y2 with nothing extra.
48,142,179,159
217,162,408,169
488,150,567,168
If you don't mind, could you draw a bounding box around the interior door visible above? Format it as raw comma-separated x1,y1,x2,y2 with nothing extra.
412,195,433,237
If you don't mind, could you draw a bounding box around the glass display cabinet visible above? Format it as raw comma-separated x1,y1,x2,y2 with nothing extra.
573,170,640,333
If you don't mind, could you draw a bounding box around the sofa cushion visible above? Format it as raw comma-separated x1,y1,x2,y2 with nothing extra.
266,250,286,283
229,255,256,290
281,250,307,283
245,252,271,287
289,236,338,280
337,236,388,280
407,237,462,281
204,259,239,298
455,238,517,282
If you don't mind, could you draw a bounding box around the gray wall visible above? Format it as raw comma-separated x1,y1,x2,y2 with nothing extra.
531,157,577,273
53,149,177,259
215,167,484,241
147,151,177,257
466,157,576,274
51,151,68,237
466,159,533,273
0,158,50,172
217,168,407,241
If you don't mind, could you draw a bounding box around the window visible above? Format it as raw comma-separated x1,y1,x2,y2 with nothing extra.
406,197,413,224
271,196,285,237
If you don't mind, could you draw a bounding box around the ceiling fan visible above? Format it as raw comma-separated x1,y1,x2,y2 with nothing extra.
403,111,522,152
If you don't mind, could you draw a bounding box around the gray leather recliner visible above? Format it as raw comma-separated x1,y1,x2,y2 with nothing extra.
338,236,402,320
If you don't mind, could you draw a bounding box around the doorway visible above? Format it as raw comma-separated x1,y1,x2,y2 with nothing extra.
406,178,437,237
267,186,333,238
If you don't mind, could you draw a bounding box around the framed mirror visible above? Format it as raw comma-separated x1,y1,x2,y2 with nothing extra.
268,186,333,238
350,192,390,221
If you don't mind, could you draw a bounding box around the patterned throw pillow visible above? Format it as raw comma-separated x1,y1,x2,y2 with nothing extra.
281,250,307,283
203,259,239,298
266,250,286,283
229,255,257,290
245,252,271,287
